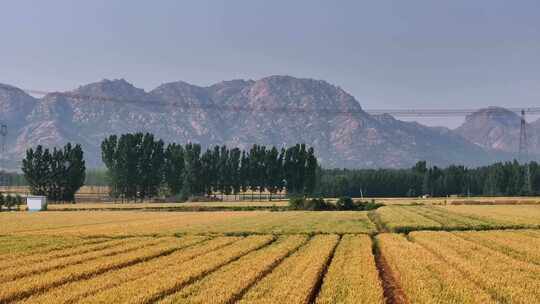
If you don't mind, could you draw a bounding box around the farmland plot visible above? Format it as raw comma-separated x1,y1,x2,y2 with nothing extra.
379,230,540,304
2,206,540,303
315,234,384,304
237,234,340,304
1,211,376,236
0,233,390,304
374,205,540,232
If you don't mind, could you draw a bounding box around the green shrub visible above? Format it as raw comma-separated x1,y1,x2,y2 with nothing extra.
355,199,384,211
288,197,333,211
304,198,329,211
5,194,14,211
336,196,355,210
288,197,305,210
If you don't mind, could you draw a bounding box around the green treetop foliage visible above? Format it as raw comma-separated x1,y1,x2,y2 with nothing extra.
317,160,540,198
22,143,86,202
101,133,319,200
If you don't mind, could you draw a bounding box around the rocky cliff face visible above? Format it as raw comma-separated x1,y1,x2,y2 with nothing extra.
0,76,513,169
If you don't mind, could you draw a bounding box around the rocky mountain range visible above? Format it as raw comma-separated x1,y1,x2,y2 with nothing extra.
0,76,538,169
455,107,540,155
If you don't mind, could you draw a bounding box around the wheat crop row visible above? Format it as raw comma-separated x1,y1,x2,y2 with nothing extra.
377,233,494,303
315,234,384,304
237,234,339,304
159,235,309,304
0,237,159,282
410,231,540,303
0,235,107,257
19,236,238,304
375,206,442,232
452,230,540,264
441,205,540,227
0,237,190,302
375,205,540,232
80,235,275,304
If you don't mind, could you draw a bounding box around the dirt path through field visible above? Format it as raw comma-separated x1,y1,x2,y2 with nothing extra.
373,245,409,304
367,211,408,304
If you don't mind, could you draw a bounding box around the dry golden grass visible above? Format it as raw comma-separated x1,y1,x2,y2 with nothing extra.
315,234,384,304
80,235,274,304
410,231,540,303
158,235,309,304
377,233,495,303
237,234,339,304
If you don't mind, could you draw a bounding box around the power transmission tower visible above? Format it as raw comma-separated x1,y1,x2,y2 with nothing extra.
519,110,532,194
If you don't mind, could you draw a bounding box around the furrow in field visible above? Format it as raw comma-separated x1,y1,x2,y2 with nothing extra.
80,235,276,304
158,235,309,304
0,237,162,283
0,237,190,303
236,234,340,304
315,234,384,304
377,233,494,304
410,231,540,303
19,236,239,304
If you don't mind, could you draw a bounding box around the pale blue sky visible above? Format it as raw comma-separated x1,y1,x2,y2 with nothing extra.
1,0,539,127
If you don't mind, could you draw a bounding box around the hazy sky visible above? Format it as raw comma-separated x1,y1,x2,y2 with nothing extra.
1,0,539,127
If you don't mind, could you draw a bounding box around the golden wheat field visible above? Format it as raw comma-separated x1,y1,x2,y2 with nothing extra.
0,211,376,236
1,204,540,303
0,233,385,304
372,204,540,232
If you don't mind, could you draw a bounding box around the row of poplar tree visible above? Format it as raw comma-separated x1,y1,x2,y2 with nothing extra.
101,133,318,200
22,143,86,201
318,160,540,197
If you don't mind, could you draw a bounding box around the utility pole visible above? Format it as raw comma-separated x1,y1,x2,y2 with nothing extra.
0,124,7,192
519,110,532,195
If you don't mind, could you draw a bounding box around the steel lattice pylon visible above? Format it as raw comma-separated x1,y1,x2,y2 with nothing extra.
519,110,528,161
0,124,6,188
519,110,532,194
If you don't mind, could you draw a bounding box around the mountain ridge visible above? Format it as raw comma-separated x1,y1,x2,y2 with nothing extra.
0,76,534,169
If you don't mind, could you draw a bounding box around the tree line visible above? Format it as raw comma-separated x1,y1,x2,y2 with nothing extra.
101,133,318,201
317,160,540,197
0,193,24,211
22,143,86,202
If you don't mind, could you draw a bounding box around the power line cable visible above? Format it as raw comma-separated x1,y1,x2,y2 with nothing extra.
1,85,539,118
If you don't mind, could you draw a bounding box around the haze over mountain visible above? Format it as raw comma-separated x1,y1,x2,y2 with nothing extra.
0,76,537,169
455,107,540,156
